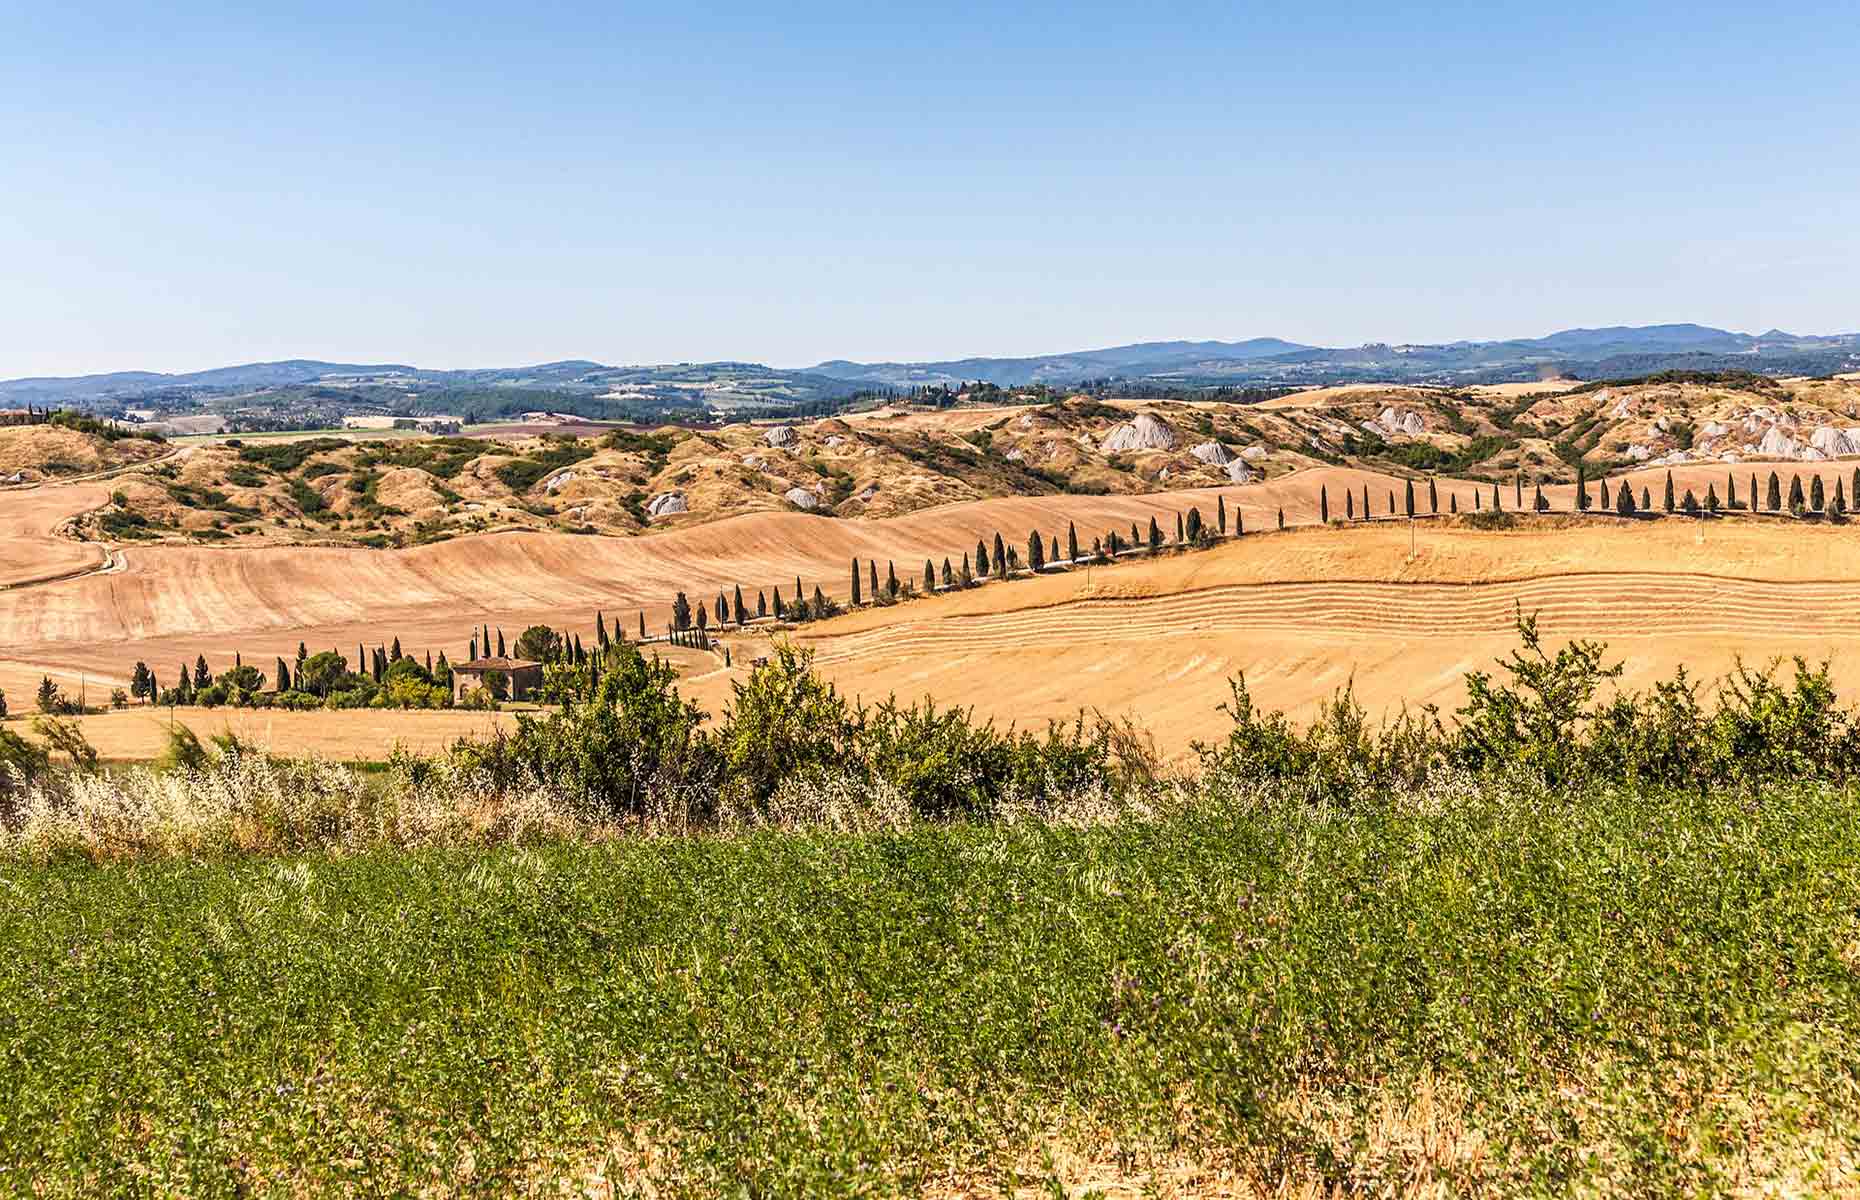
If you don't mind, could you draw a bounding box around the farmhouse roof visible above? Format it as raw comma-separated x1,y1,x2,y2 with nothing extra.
454,656,541,671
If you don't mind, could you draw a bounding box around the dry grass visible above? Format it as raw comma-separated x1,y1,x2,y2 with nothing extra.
1,744,600,860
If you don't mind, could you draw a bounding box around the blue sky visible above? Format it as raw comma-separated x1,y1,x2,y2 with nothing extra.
3,2,1856,376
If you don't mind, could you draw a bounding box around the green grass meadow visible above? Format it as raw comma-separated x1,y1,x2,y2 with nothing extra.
4,783,1857,1196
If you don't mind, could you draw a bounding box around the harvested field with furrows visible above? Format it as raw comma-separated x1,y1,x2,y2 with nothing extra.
11,455,1860,759
671,517,1860,757
0,466,1398,673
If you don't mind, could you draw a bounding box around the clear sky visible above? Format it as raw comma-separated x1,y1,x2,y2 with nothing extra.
3,2,1856,377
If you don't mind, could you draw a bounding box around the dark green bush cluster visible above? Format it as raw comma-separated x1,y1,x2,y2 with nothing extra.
1200,612,1860,801
1371,434,1506,475
236,437,350,473
356,436,486,480
493,437,594,493
454,643,1153,822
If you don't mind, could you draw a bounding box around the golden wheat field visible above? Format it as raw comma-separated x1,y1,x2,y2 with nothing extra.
9,460,1860,759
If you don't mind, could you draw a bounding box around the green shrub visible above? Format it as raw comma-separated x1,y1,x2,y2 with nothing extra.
236,437,349,473
715,644,858,809
286,478,328,515
457,645,712,818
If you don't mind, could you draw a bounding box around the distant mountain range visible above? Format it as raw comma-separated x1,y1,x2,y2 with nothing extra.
5,325,1857,415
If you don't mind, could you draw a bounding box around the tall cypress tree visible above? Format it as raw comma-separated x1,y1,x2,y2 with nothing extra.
1534,484,1547,512
1514,474,1522,508
1028,531,1045,571
1576,463,1589,511
735,585,745,622
1768,471,1782,511
1706,484,1720,512
1148,516,1162,551
1361,484,1370,520
851,558,862,606
496,629,506,657
1428,477,1439,514
887,561,899,596
1404,479,1415,517
1216,496,1227,535
1599,478,1610,509
1663,470,1675,513
976,539,989,577
1725,473,1736,510
1616,480,1635,516
993,533,1007,578
275,657,290,692
1185,507,1203,543
1175,512,1185,543
1491,482,1501,511
1788,474,1805,514
924,559,936,591
1837,478,1849,516
1277,507,1285,530
1450,493,1459,514
1346,490,1355,520
1067,521,1079,562
756,592,766,618
942,558,954,587
1640,486,1651,511
1321,486,1330,523
961,553,973,586
640,612,647,639
1812,475,1826,511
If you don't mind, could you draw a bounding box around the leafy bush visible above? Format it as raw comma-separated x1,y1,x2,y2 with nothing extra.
456,646,712,819
1201,611,1860,801
235,437,349,474
286,478,328,516
96,508,157,539
715,644,858,810
1373,435,1505,474
1461,509,1517,530
358,437,484,480
493,438,594,493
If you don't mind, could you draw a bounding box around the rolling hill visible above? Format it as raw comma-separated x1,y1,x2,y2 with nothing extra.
9,326,1860,421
